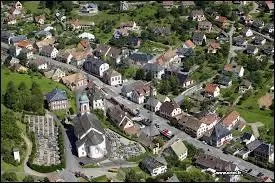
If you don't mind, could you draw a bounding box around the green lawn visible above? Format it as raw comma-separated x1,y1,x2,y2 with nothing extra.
2,162,25,181
139,40,169,54
1,67,76,113
22,1,40,14
91,175,109,182
235,79,273,128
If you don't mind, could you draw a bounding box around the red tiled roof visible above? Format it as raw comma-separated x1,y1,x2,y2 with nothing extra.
17,40,32,48
265,1,274,10
222,111,240,127
184,40,195,48
208,42,221,49
79,39,90,49
200,113,220,125
216,16,228,23
205,84,219,94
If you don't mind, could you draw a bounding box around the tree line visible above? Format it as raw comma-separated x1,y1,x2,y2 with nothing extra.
3,81,44,115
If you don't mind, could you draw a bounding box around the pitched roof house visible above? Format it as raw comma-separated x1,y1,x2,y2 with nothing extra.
223,63,244,77
128,52,154,66
155,49,179,67
195,153,240,182
200,113,220,131
169,140,188,161
253,143,274,163
207,42,221,54
35,15,45,25
103,69,122,86
192,32,206,45
40,45,59,59
44,68,66,82
145,97,162,112
181,1,195,7
46,88,69,111
239,79,252,93
241,132,256,145
190,10,205,21
203,123,233,147
83,57,110,77
107,105,138,136
204,84,220,98
143,63,165,80
221,111,240,131
176,113,207,138
159,101,182,119
61,72,88,91
140,156,167,177
253,36,266,46
242,28,254,37
56,51,73,64
246,45,259,55
198,21,212,32
215,16,229,29
183,40,196,49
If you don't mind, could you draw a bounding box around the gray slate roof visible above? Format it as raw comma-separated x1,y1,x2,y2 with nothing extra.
254,143,272,156
143,63,164,73
246,139,262,151
140,156,166,173
176,48,194,57
87,87,104,101
146,97,161,108
210,123,231,142
140,124,160,137
73,112,105,146
10,35,27,44
193,32,205,41
46,88,67,102
129,53,153,63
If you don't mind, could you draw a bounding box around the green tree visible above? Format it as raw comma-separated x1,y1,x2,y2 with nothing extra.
4,81,17,110
218,3,232,17
1,172,18,182
61,1,73,13
145,71,153,81
17,52,28,66
134,68,145,80
30,82,44,113
168,75,179,95
158,80,170,95
125,169,144,182
156,7,167,19
23,175,35,182
180,98,193,112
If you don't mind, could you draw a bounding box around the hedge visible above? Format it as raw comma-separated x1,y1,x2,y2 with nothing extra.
27,126,65,173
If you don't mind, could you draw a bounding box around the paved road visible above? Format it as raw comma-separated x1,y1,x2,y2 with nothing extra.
1,42,274,179
227,24,235,64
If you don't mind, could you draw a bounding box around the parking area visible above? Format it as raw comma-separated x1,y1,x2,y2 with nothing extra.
105,129,146,160
25,114,61,166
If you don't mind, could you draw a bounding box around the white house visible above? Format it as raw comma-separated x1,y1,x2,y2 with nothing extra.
87,87,105,111
140,156,167,177
73,112,107,159
40,45,59,59
34,59,48,70
221,111,240,131
205,84,220,98
241,132,256,145
13,148,20,162
243,28,253,37
200,113,220,131
83,57,110,77
145,97,162,112
143,63,165,80
103,69,122,86
78,32,95,40
159,101,182,119
169,140,188,161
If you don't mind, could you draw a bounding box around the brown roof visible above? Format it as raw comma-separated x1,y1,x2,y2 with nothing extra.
78,39,90,49
61,72,86,85
221,111,240,127
195,153,237,172
205,84,219,94
208,42,221,50
4,14,16,22
68,19,80,27
35,15,45,22
184,40,195,48
17,40,32,48
216,16,228,23
200,113,220,125
124,125,139,136
160,101,180,114
177,113,203,131
96,44,110,55
223,64,242,73
156,49,177,66
34,58,47,66
106,47,122,58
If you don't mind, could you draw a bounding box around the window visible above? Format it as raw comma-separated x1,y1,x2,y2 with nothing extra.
84,105,87,111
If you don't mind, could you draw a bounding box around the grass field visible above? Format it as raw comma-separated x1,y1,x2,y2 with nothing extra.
235,79,273,129
1,67,76,112
2,162,25,181
22,1,40,14
139,40,170,54
91,175,109,182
